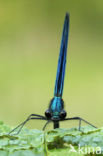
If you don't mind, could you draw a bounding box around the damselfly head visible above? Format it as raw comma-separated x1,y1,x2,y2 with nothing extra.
45,97,67,121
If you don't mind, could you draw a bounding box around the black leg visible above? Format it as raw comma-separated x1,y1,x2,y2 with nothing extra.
63,117,97,131
42,120,52,131
9,114,47,135
79,118,81,131
54,121,59,129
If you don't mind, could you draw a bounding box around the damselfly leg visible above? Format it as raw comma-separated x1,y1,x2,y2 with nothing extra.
42,120,52,131
63,117,97,131
9,114,47,135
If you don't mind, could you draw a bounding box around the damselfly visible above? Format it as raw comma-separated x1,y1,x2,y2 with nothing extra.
9,13,97,135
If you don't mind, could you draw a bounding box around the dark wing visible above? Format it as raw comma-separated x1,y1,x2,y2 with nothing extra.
54,13,69,97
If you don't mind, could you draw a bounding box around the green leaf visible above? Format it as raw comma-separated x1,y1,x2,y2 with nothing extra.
0,121,103,156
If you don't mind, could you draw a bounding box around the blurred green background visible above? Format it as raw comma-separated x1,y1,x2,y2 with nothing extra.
0,0,103,129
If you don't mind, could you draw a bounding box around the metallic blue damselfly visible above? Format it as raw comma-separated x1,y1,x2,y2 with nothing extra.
9,13,97,135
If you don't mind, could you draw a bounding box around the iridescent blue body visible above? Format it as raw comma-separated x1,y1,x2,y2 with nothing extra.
46,13,69,121
54,13,69,97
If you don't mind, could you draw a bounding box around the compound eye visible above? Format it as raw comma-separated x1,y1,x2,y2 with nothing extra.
45,109,52,119
60,110,67,119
